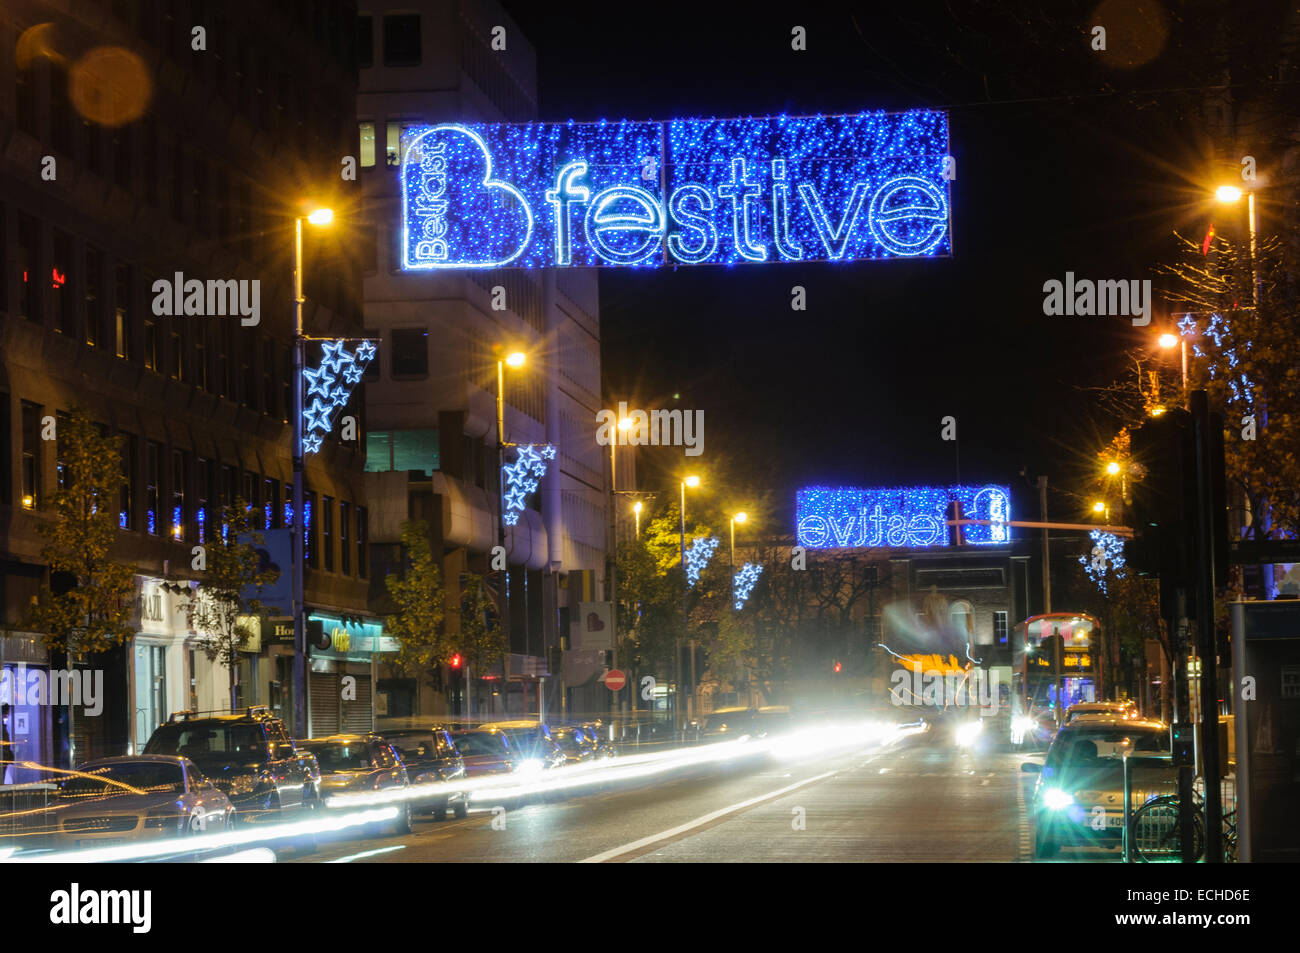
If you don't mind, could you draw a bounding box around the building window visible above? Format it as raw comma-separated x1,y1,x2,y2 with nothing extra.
359,121,375,167
264,477,279,529
21,402,41,509
18,215,40,322
340,501,351,575
390,329,428,377
16,65,36,135
52,231,74,335
145,441,161,535
171,449,187,541
242,471,258,516
357,506,368,577
143,319,159,371
114,265,132,360
119,433,137,530
0,391,11,505
195,326,209,391
55,411,71,490
85,246,102,346
385,121,406,167
383,14,421,67
169,325,183,381
323,495,334,571
306,490,318,568
995,610,1009,645
357,15,373,68
219,464,236,509
113,125,132,191
196,457,212,543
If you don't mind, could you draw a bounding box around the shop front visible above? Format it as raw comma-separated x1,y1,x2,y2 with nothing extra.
0,634,53,782
265,613,395,738
128,575,202,754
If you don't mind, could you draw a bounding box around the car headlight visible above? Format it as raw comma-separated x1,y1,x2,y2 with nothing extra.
516,759,544,775
1042,788,1075,811
1011,716,1036,737
955,721,983,747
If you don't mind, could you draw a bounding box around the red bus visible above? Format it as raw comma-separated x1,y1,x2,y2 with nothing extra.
1010,612,1100,743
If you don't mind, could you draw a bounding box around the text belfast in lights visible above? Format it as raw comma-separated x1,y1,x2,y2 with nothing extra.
796,485,1011,549
401,112,952,269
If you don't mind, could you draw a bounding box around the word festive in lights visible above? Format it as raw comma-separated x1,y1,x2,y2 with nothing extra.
796,485,1012,549
684,536,720,587
733,562,763,610
502,444,556,526
301,340,376,455
401,112,951,270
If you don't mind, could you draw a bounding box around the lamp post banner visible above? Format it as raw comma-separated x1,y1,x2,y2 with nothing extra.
401,111,951,270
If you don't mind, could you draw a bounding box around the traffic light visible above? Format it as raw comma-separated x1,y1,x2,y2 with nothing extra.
833,660,842,674
449,653,462,669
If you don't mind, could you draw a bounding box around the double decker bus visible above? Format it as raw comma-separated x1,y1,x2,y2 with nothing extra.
1010,613,1100,744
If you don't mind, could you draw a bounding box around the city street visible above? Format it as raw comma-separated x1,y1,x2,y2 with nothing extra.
294,731,1039,864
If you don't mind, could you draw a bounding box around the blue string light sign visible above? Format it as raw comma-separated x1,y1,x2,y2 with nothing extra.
796,485,1011,549
301,339,375,455
684,536,720,587
502,443,556,526
733,562,763,610
401,112,951,270
1080,530,1126,594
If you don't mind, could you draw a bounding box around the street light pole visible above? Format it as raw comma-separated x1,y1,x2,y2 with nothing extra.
678,480,686,732
291,217,307,739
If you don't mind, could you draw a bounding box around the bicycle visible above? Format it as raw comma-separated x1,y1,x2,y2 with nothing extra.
1128,789,1237,863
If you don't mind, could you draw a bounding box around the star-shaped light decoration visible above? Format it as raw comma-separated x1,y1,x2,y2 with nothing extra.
301,339,377,455
501,443,556,527
304,364,335,400
304,398,332,433
684,535,720,588
733,562,763,610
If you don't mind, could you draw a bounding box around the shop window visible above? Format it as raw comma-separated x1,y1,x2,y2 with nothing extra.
21,401,42,509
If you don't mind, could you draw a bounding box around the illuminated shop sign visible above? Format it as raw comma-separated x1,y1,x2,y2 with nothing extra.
796,485,1011,549
401,111,951,269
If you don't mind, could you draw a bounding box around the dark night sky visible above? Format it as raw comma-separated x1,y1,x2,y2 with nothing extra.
501,0,1241,525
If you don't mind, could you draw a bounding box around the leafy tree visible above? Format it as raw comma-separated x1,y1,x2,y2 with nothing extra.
188,499,278,710
23,410,134,654
384,521,448,683
454,572,504,676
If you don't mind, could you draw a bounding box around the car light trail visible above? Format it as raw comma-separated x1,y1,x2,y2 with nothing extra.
0,806,398,864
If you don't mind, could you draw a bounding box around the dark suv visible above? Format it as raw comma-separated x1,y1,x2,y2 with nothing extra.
143,708,319,826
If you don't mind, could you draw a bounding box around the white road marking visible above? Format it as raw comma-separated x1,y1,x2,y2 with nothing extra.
1016,769,1033,863
578,769,839,863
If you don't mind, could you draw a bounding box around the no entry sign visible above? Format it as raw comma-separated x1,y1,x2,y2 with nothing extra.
604,669,627,691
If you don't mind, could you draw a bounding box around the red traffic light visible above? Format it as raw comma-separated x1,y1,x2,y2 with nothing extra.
833,661,842,673
449,653,462,669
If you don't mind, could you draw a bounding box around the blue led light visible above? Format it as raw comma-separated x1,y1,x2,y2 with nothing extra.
733,562,763,609
1080,530,1126,595
1175,312,1254,413
301,339,376,455
502,443,555,526
795,485,1012,549
401,112,951,269
684,536,720,587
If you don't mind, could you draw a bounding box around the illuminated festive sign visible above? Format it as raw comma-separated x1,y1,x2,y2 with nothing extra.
684,536,720,587
502,443,556,526
302,339,376,455
733,562,763,610
796,485,1011,549
401,112,951,270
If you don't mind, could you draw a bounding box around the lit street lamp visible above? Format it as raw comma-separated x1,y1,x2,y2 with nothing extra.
1158,330,1188,396
678,474,700,730
633,500,642,537
292,205,333,739
491,348,526,720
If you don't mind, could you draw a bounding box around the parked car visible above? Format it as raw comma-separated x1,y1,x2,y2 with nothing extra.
297,734,413,835
493,721,566,772
383,727,469,819
143,707,319,827
39,755,234,849
1066,701,1139,724
450,728,518,776
551,726,595,764
1022,715,1174,858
